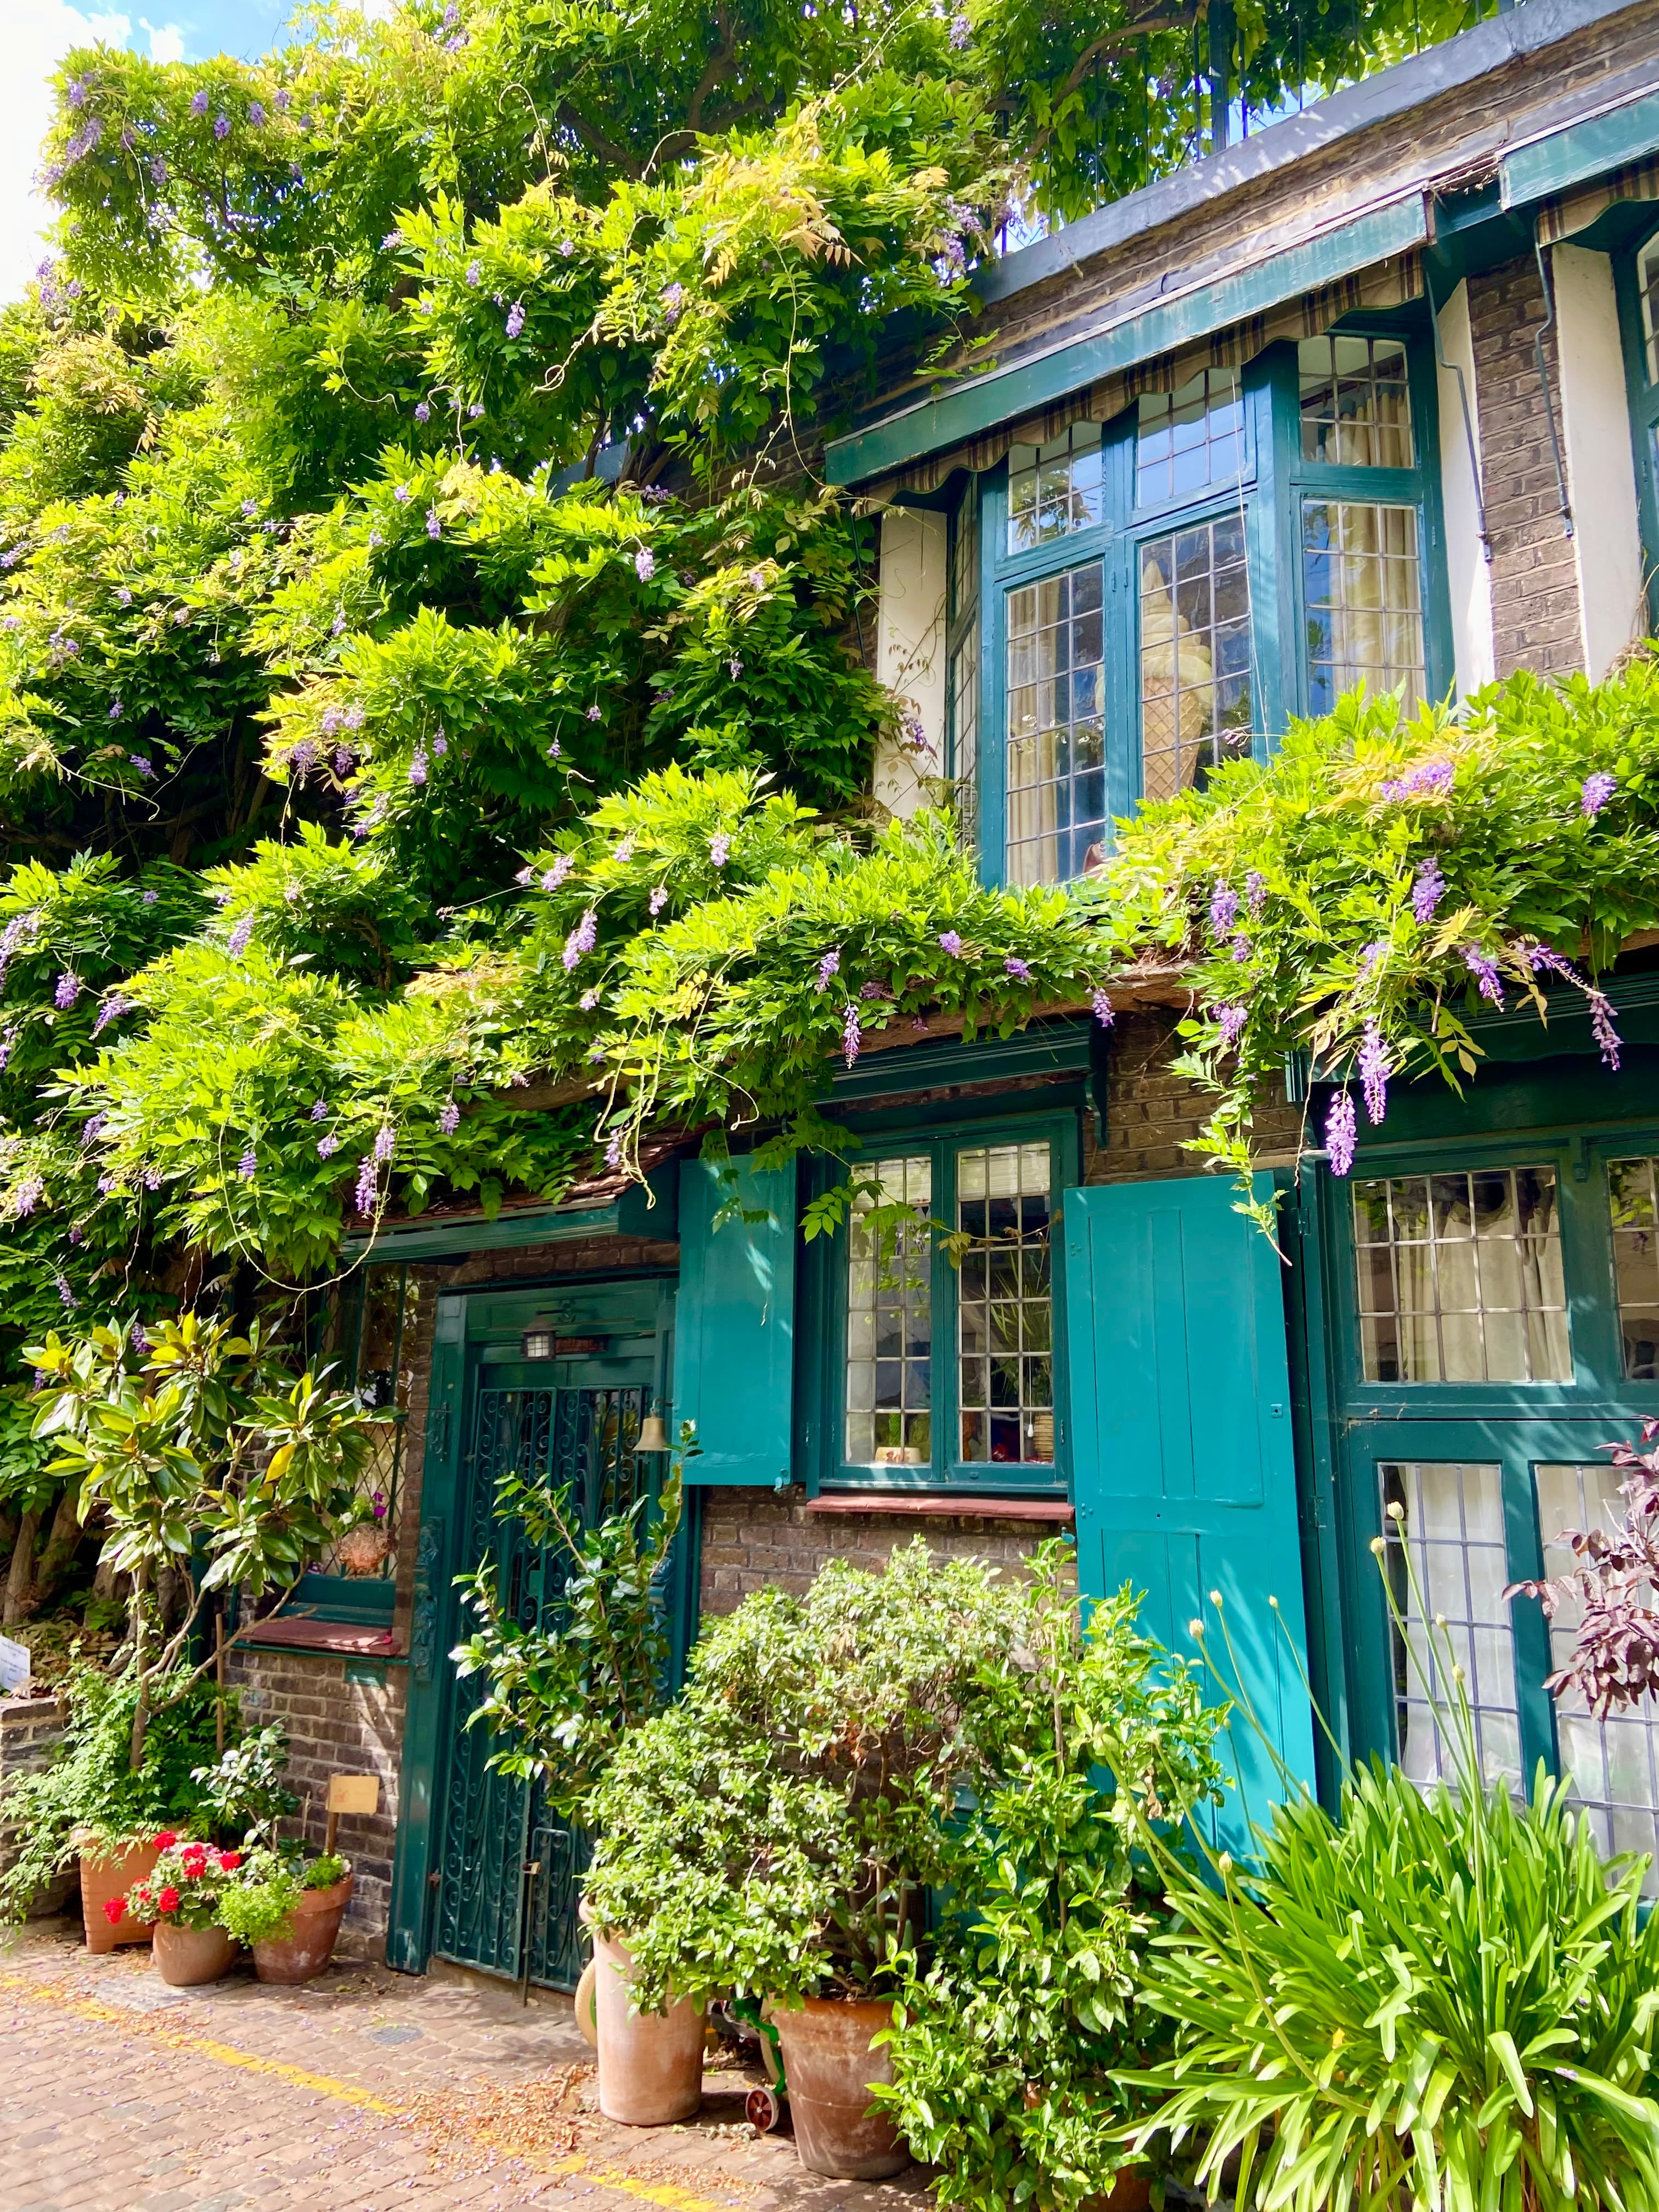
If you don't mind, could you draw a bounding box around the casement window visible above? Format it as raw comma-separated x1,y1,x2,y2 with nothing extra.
1613,220,1659,628
960,323,1448,889
1331,1129,1659,1887
807,1115,1076,1494
944,479,980,848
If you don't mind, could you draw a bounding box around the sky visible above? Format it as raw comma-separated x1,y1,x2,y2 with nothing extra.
0,0,294,302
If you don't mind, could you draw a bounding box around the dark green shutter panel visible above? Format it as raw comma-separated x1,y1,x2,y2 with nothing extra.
1062,1172,1316,1852
675,1156,797,1487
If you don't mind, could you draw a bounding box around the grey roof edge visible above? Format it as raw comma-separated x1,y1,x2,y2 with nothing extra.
973,0,1647,311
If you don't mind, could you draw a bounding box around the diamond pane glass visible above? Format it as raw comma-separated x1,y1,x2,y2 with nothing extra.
1007,422,1103,554
1302,499,1425,715
1136,369,1244,506
948,615,979,849
1641,237,1659,386
1380,1460,1521,1787
1005,562,1107,885
845,1155,933,1468
957,1141,1053,1465
1352,1167,1570,1384
1608,1156,1659,1379
1298,335,1414,467
1139,514,1252,803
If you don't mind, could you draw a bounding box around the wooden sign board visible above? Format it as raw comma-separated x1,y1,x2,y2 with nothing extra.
327,1774,381,1816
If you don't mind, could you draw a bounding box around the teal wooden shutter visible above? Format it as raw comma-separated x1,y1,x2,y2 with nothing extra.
1062,1172,1317,1852
674,1155,797,1487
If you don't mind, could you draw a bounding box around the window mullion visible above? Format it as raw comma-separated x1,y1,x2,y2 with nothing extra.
935,1138,958,1486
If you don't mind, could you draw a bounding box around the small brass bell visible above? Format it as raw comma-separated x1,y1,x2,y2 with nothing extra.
636,1410,672,1454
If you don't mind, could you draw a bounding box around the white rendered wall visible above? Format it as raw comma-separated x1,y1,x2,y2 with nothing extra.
1553,242,1647,681
872,505,946,819
1435,279,1497,699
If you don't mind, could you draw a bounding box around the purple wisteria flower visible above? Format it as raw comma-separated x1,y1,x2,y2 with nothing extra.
13,1176,43,1217
142,1167,162,1191
562,909,597,970
1004,956,1032,981
1325,1090,1357,1178
580,990,599,1011
662,282,684,327
409,747,428,786
634,548,656,583
425,509,441,540
1590,990,1623,1070
1380,756,1454,803
190,90,208,116
465,259,482,286
585,704,602,721
54,972,80,1009
505,301,525,338
605,1132,624,1170
374,1123,396,1165
709,833,730,869
815,949,840,991
431,726,447,757
354,1156,379,1215
310,1098,328,1119
214,114,230,139
238,1145,257,1180
393,484,411,505
1245,871,1267,918
650,887,668,915
130,1321,148,1353
950,12,971,45
729,658,743,680
1358,1020,1390,1125
1210,1002,1246,1047
1581,771,1617,818
142,889,157,905
540,856,573,892
842,1002,861,1068
129,755,153,778
91,995,131,1037
548,740,562,759
317,1132,340,1159
1091,988,1114,1028
227,913,254,957
414,401,431,424
1231,934,1252,963
57,1276,76,1310
1412,858,1445,924
1209,882,1239,935
67,76,88,108
1463,947,1504,1006
1527,944,1577,983
938,930,963,957
108,698,123,720
116,587,132,605
467,402,485,419
860,980,892,1002
249,101,266,125
438,1099,460,1135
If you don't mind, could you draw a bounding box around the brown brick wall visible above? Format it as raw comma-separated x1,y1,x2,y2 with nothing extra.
0,1692,72,1916
1468,253,1583,679
697,1494,1066,1617
225,1647,405,1944
1086,1009,1304,1182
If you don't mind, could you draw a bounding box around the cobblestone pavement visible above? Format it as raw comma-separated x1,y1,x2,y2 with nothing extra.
0,1921,934,2212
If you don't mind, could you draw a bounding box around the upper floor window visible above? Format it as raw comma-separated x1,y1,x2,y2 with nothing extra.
1136,369,1245,506
946,479,980,848
1297,335,1415,468
1613,222,1659,629
1007,422,1103,552
1638,234,1659,384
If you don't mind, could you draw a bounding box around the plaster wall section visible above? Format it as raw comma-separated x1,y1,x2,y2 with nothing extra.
1553,241,1648,678
873,506,946,817
1436,280,1497,697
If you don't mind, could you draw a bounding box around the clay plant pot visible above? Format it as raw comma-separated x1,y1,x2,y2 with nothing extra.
588,1921,706,2125
74,1833,158,1954
251,1871,354,1986
153,1920,239,1987
770,1995,909,2181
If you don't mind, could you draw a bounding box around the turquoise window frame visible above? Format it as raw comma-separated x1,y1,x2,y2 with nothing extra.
1612,212,1659,634
970,318,1453,889
1319,1114,1659,1787
799,1105,1079,1497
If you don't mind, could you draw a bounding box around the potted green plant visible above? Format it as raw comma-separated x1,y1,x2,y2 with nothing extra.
110,1833,244,1984
216,1847,352,1983
450,1447,690,2124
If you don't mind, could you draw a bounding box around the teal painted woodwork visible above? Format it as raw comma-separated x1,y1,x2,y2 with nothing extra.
674,1155,798,1486
1612,216,1659,634
825,197,1430,488
342,1163,679,1262
1500,89,1659,213
1062,1172,1318,1855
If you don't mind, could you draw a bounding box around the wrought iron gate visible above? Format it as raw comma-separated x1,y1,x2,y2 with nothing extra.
431,1375,656,1990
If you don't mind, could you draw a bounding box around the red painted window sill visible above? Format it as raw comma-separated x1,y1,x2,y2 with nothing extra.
240,1617,397,1657
805,1493,1074,1522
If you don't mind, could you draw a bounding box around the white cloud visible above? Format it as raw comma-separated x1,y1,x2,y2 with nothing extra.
141,18,184,63
0,2,133,305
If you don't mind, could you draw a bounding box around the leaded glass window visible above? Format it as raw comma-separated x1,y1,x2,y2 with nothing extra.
1136,369,1244,507
844,1155,933,1468
1352,1168,1571,1384
1640,236,1659,386
1608,1156,1659,1379
1138,515,1252,802
1298,335,1414,468
947,616,979,847
1302,499,1425,715
1007,422,1103,554
958,1141,1053,1465
1005,562,1105,885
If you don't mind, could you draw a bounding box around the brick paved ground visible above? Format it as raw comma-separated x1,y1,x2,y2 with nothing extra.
0,1920,934,2212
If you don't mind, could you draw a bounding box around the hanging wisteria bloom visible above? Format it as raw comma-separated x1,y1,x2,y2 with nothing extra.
815,949,840,991
580,989,600,1011
0,1027,18,1071
54,973,80,1009
1589,989,1623,1069
1215,1003,1248,1047
227,913,254,957
1209,882,1239,934
57,1276,76,1310
1325,1090,1357,1177
1004,956,1032,981
213,113,230,139
938,930,963,956
504,300,525,338
354,1156,379,1215
540,856,573,891
249,101,266,125
432,727,447,757
950,11,971,44
129,755,154,780
586,704,602,721
1380,756,1454,803
130,1321,149,1353
373,1124,396,1165
605,1132,624,1170
1091,988,1114,1028
317,1132,340,1159
310,1098,328,1119
142,1167,162,1190
238,1146,258,1181
634,547,656,583
414,401,431,424
12,1176,43,1216
1581,770,1617,818
408,747,428,787
1245,871,1267,917
650,887,668,916
438,1099,460,1135
563,909,597,969
1358,1021,1390,1124
425,509,441,540
465,259,481,285
842,1002,861,1067
1412,857,1446,924
190,89,208,115
1463,947,1504,1006
548,741,561,758
708,833,730,869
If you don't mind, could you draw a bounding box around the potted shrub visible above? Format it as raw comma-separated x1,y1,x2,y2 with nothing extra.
451,1448,694,2125
111,1833,244,1984
216,1848,352,1983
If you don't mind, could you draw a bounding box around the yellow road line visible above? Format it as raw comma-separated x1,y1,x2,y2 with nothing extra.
0,1972,742,2209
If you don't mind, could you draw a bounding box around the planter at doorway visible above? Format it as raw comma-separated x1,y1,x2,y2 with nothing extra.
252,1869,354,1985
770,1995,909,2181
154,1920,240,1986
582,1905,705,2125
73,1832,157,1953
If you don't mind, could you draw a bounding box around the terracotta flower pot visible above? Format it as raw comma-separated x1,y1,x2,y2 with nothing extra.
251,1871,354,1985
154,1920,239,1987
588,1921,705,2125
74,1834,158,1954
771,1995,909,2181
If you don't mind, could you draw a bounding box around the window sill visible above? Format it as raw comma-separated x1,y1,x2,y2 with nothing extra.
238,1616,398,1658
806,1492,1074,1522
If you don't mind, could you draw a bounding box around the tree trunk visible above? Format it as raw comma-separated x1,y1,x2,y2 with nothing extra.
2,1506,42,1626
30,1485,84,1613
0,1509,18,1573
128,1567,150,1771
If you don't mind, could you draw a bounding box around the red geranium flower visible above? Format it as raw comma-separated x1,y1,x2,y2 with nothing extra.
152,1830,177,1849
156,1886,180,1914
103,1897,127,1925
180,1849,208,1876
218,1851,241,1871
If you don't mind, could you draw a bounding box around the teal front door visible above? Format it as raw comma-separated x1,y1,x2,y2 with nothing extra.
429,1345,659,1991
